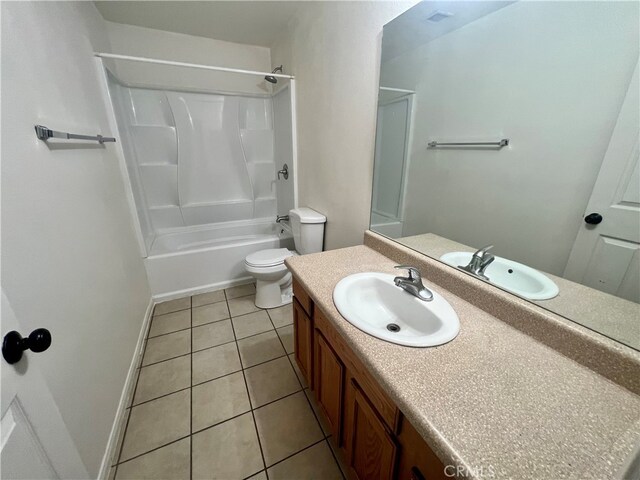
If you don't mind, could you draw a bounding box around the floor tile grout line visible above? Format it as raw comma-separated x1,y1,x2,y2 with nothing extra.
116,403,273,473
123,291,305,478
190,408,252,437
154,286,252,318
249,387,305,412
148,308,287,344
229,308,269,320
241,351,289,371
132,355,291,415
191,297,227,309
133,363,253,410
264,305,294,329
227,291,270,480
282,348,328,441
151,306,191,317
113,319,150,466
115,434,191,467
242,352,289,372
115,402,326,473
241,470,265,480
285,353,306,390
137,336,288,374
225,289,257,302
262,308,330,468
129,383,192,409
297,378,327,437
127,354,298,410
151,306,192,319
263,437,327,471
147,325,192,340
192,317,232,329
138,351,192,369
325,438,347,480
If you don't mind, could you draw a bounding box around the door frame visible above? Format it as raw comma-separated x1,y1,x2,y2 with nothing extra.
371,93,415,225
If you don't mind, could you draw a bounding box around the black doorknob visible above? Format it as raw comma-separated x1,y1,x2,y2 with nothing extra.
2,329,51,364
584,213,603,225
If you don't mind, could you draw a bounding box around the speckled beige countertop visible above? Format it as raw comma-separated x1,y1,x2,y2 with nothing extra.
398,233,640,350
286,245,640,480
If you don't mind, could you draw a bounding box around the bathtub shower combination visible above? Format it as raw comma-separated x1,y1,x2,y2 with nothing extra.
97,54,297,298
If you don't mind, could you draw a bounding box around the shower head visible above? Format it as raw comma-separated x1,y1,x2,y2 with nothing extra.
265,65,283,84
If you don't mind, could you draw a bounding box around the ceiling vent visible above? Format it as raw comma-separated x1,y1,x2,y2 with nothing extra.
425,10,454,23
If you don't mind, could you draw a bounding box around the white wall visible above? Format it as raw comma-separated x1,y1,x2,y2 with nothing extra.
270,1,417,250
1,2,151,476
105,21,273,95
109,82,278,232
384,2,639,275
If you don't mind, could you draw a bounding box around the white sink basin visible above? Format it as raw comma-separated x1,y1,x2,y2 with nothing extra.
440,252,559,301
333,272,460,347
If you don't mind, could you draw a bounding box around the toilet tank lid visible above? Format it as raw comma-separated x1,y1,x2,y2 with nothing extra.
289,207,326,224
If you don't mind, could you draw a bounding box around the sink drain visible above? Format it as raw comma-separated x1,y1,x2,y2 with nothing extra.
386,323,401,333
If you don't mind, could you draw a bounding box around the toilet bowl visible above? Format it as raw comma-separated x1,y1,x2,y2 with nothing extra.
245,207,326,308
245,248,296,308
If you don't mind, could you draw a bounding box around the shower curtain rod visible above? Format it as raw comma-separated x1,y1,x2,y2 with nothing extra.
94,53,295,79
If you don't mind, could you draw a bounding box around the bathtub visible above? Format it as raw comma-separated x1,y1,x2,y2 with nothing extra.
145,219,294,300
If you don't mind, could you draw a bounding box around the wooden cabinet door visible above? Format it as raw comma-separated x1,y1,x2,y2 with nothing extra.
314,330,344,440
293,298,313,388
396,417,447,480
344,379,397,480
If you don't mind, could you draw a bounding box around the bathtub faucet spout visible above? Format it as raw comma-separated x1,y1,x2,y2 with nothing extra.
276,215,289,223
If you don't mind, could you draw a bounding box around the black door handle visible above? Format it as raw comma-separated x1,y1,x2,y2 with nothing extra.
2,329,51,364
584,213,603,225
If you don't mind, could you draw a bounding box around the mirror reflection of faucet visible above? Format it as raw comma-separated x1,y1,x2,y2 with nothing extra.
458,245,495,281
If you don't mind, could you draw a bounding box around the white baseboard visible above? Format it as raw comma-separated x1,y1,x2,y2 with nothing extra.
97,297,154,480
152,276,255,303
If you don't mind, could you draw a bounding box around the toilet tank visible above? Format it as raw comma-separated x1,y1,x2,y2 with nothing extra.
289,207,326,254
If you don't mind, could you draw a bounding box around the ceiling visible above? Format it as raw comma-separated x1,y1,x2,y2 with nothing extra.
94,1,301,47
382,1,515,62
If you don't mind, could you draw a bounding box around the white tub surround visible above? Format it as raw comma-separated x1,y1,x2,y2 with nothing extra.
97,55,298,297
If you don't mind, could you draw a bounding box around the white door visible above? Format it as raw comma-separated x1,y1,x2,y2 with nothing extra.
564,61,640,303
1,290,88,479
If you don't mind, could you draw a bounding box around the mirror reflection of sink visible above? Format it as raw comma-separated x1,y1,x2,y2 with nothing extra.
333,272,460,347
440,252,559,301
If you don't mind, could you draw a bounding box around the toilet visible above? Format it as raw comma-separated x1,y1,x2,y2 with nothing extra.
245,207,326,308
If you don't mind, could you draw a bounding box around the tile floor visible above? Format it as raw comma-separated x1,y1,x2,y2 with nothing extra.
110,283,346,480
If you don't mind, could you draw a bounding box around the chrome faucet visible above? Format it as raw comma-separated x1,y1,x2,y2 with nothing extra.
276,214,289,223
459,245,495,280
393,266,433,301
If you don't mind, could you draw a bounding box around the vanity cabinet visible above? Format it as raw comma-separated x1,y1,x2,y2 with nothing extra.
314,330,344,438
292,279,447,480
293,280,313,387
344,378,397,480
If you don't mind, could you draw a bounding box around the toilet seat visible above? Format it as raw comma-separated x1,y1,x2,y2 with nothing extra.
245,248,294,268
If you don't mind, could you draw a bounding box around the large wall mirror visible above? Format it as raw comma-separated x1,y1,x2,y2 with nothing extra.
371,1,640,350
